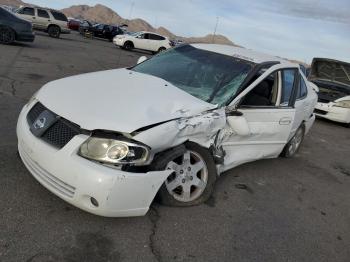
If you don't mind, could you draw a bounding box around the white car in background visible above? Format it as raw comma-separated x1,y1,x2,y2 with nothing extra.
308,58,350,126
113,31,172,54
17,44,317,217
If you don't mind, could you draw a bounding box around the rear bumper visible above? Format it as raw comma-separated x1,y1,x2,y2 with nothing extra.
17,101,172,217
314,102,350,124
16,32,35,42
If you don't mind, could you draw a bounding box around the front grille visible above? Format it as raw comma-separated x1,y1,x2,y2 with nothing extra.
27,102,46,124
27,102,81,149
314,109,328,115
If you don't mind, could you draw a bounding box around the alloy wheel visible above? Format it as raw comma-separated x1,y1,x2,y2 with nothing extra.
165,150,208,202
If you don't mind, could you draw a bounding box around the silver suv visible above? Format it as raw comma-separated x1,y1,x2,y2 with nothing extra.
16,6,70,38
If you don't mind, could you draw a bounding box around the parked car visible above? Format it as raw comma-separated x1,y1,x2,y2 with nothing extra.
114,31,172,53
17,44,317,217
0,6,35,44
91,23,124,41
15,6,70,38
309,58,350,126
68,19,80,31
79,20,94,34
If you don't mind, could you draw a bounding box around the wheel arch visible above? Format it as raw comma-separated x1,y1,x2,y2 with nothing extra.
47,24,61,31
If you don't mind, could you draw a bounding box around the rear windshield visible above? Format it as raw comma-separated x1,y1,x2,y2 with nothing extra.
51,11,68,22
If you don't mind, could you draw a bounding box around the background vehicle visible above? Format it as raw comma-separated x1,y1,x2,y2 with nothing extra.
91,23,124,41
0,7,34,44
68,19,80,31
15,6,70,38
114,31,172,54
309,58,350,126
79,20,93,34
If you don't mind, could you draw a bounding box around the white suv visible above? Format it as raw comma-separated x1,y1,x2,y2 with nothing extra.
16,6,70,38
113,31,172,54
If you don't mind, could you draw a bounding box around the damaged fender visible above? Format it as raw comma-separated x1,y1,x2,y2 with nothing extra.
134,108,227,154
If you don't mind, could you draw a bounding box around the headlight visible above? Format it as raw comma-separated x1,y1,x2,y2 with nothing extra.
334,100,350,108
79,137,150,165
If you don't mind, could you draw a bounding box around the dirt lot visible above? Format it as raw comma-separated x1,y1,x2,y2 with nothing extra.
0,32,349,262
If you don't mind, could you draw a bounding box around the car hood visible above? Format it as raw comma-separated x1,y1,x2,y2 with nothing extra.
309,58,350,88
36,69,215,133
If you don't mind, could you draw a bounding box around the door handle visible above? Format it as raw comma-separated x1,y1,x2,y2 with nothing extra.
279,117,292,125
32,17,36,19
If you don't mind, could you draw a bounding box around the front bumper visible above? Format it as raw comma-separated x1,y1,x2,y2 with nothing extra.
16,31,35,42
113,38,124,46
314,102,350,124
17,102,171,217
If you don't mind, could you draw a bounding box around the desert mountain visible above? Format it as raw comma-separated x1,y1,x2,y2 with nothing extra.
0,0,25,6
1,0,236,45
61,4,235,45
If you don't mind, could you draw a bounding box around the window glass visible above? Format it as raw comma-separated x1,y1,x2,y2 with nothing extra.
20,7,34,16
240,72,279,107
298,75,308,99
281,69,296,105
150,34,165,40
132,45,254,106
37,9,49,18
143,34,150,39
50,11,68,21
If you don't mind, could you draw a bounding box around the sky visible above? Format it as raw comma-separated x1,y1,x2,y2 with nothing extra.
28,0,350,64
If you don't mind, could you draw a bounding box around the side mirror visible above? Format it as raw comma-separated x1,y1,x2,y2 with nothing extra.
226,111,250,136
137,56,148,64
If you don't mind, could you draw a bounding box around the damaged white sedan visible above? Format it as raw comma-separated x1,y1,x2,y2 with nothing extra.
17,44,318,217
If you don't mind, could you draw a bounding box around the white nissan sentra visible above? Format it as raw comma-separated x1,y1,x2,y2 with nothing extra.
17,44,318,217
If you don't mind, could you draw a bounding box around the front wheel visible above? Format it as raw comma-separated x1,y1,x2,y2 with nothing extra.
153,142,217,206
123,41,134,51
0,26,15,45
281,125,305,157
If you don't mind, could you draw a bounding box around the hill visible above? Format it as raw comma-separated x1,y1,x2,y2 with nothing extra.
61,4,235,45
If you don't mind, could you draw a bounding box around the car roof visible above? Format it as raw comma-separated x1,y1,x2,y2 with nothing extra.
191,44,297,66
20,5,63,13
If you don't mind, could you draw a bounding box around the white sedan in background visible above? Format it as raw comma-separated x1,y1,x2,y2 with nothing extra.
113,31,172,54
17,44,317,217
308,58,350,126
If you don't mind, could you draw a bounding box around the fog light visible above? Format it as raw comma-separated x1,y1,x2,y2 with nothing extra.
90,197,99,207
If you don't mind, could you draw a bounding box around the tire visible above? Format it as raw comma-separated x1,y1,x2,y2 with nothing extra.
123,41,134,51
0,26,15,45
281,125,305,158
158,47,166,53
48,25,60,38
152,142,217,207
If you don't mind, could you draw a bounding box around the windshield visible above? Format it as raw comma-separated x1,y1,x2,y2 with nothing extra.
130,32,141,37
132,45,254,106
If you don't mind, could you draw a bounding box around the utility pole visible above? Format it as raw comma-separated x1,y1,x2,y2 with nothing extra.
128,1,135,20
212,16,219,44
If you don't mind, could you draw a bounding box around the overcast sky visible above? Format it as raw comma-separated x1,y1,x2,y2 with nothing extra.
28,0,350,63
